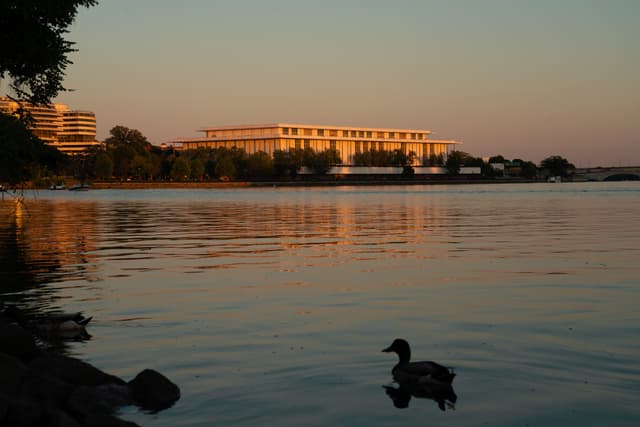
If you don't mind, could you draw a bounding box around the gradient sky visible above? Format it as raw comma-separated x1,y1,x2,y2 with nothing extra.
22,0,640,166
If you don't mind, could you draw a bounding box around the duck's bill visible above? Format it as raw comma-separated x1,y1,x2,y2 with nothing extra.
382,346,392,353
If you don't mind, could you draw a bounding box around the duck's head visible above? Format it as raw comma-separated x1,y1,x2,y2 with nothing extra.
382,338,411,363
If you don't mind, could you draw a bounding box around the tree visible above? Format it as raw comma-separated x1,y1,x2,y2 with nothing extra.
273,150,290,177
445,150,467,175
391,149,416,167
170,157,190,181
105,126,150,153
130,155,150,180
540,155,575,177
519,161,538,178
488,155,507,164
161,155,175,179
0,113,65,184
112,145,135,179
353,150,373,166
189,158,205,180
303,148,339,175
214,156,237,179
245,152,274,178
273,149,304,177
428,153,444,166
0,1,98,105
94,152,113,179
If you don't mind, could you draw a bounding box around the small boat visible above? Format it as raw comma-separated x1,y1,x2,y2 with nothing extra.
547,176,562,183
50,184,66,190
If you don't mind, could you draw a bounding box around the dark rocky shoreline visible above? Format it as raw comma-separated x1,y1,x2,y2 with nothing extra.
0,308,180,427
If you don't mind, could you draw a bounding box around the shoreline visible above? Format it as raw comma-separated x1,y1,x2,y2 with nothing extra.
85,178,540,190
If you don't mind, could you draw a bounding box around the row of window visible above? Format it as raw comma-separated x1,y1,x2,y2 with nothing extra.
281,127,427,140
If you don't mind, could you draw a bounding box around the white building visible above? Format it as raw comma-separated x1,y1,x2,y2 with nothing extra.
0,97,100,154
170,123,460,165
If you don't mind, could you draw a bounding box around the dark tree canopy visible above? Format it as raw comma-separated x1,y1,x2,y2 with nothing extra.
540,155,575,177
0,113,65,184
445,150,470,175
0,0,98,105
105,125,150,152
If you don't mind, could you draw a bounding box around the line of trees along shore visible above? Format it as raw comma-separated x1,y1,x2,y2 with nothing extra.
2,124,577,186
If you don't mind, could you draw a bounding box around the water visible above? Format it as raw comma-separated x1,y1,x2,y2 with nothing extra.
1,182,639,426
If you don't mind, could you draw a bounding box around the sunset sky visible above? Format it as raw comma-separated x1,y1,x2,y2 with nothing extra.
40,0,639,166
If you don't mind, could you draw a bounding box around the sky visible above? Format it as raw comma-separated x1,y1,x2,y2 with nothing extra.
21,0,640,166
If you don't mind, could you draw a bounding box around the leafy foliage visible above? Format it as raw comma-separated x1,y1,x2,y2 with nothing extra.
540,155,575,177
445,150,466,175
0,0,98,105
273,149,304,177
353,149,416,167
170,157,190,180
303,148,340,175
0,113,66,184
105,125,150,152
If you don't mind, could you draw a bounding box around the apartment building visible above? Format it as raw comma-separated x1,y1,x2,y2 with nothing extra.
0,97,100,154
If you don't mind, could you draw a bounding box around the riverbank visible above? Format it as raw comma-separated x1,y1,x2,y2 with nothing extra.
85,177,539,190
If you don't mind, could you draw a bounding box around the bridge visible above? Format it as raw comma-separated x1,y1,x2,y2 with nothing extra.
573,166,640,181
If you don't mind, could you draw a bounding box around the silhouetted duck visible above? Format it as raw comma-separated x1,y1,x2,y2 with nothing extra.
1,304,92,340
33,313,92,340
382,338,456,385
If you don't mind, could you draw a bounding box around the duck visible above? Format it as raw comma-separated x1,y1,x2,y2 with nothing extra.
382,338,456,385
33,318,92,340
32,312,92,340
1,304,92,340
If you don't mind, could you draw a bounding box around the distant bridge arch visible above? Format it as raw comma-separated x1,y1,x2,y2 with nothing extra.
603,173,640,181
574,167,640,181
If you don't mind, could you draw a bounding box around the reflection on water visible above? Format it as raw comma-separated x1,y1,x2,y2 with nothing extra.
383,382,457,411
1,183,640,426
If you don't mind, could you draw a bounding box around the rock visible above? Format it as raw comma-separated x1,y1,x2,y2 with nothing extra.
128,369,180,410
0,394,46,427
0,323,38,361
0,397,7,422
82,413,140,427
28,353,126,387
19,371,73,408
66,383,132,419
45,408,82,427
0,352,28,397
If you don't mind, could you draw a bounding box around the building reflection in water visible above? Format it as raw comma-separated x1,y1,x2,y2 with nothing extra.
0,199,101,309
1,192,446,311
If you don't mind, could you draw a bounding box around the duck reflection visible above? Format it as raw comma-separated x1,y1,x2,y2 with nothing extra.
383,380,457,411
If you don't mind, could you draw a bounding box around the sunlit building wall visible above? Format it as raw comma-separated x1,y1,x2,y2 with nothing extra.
57,109,99,154
0,97,100,154
171,123,459,165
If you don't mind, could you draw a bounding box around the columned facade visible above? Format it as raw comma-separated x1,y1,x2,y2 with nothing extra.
171,123,459,165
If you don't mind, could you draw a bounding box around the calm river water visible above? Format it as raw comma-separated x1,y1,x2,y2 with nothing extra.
1,182,639,426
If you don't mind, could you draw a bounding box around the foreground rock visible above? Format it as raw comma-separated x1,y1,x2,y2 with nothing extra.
0,315,180,427
0,322,38,360
129,369,181,411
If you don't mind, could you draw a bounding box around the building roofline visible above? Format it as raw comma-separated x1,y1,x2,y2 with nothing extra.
169,136,461,145
197,123,434,135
